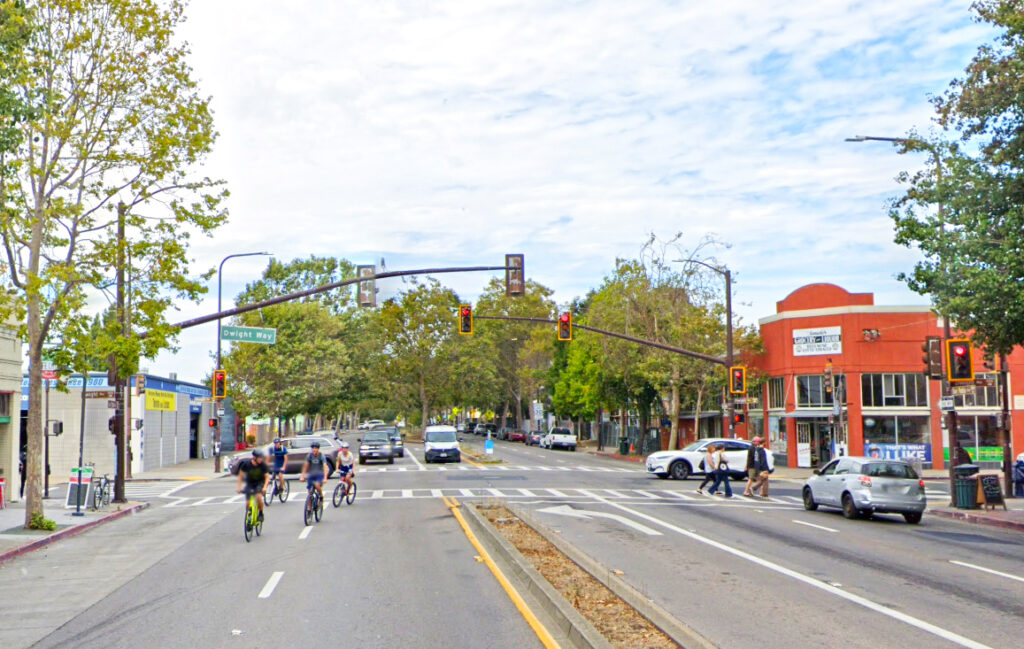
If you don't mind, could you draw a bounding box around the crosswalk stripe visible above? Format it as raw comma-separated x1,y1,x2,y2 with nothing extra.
633,490,662,499
546,488,568,497
431,489,443,498
371,490,383,499
604,489,625,498
661,491,694,501
517,488,536,497
402,489,414,499
191,497,214,507
486,488,504,497
460,488,475,497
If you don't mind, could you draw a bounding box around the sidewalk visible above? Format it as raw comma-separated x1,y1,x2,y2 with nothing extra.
0,457,223,565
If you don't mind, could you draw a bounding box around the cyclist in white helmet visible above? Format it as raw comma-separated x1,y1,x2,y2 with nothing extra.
336,441,356,494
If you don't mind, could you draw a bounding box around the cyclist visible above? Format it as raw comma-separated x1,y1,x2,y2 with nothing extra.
336,441,356,493
270,438,288,495
236,448,271,521
299,440,328,509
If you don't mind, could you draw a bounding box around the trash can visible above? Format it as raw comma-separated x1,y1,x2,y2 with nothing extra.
953,464,980,478
954,477,979,509
618,437,630,455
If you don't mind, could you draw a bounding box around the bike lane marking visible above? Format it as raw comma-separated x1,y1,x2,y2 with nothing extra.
950,560,1024,584
791,519,838,533
258,571,284,599
298,526,313,540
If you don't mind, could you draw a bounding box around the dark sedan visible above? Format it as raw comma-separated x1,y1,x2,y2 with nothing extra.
371,425,405,458
358,431,394,464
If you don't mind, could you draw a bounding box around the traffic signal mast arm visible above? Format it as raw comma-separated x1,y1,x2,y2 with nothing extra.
472,314,728,365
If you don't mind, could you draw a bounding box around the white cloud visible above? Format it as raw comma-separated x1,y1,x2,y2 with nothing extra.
146,0,991,381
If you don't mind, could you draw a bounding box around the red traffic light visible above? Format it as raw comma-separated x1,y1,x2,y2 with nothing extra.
560,313,570,323
208,418,218,428
461,307,470,317
952,344,967,356
458,304,473,335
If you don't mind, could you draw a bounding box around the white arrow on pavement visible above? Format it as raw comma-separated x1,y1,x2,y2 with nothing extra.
536,504,662,536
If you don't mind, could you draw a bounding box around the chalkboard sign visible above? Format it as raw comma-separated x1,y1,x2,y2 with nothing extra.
976,474,1007,510
64,467,93,509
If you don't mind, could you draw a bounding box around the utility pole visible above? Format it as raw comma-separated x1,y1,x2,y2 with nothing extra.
1000,354,1013,497
944,317,959,507
113,203,127,503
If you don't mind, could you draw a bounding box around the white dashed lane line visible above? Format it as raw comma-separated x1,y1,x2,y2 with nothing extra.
258,571,284,599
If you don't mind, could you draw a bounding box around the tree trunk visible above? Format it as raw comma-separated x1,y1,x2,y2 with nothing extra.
668,382,680,450
501,402,510,430
24,202,45,527
419,375,429,432
693,385,704,441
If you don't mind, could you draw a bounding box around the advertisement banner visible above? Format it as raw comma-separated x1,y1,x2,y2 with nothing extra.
942,447,1004,463
145,388,176,412
793,326,842,357
863,442,932,463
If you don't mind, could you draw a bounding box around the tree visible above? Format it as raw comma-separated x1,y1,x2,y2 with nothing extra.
0,0,227,526
891,1,1024,357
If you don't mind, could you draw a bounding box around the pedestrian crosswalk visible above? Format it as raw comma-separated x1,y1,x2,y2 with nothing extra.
361,464,640,473
159,487,804,508
124,481,191,499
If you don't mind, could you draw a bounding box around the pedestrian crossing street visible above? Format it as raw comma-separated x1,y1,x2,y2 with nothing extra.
159,487,810,508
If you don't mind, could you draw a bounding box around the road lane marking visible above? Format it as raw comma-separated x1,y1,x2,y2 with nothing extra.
537,504,662,536
460,488,475,497
405,449,425,471
162,497,188,508
950,560,1024,584
298,526,313,540
603,489,625,498
661,491,694,501
402,489,414,499
258,571,284,599
518,488,537,497
436,466,447,471
633,490,662,500
371,490,383,499
431,489,443,498
442,498,561,649
783,496,803,503
397,467,408,472
487,488,504,497
546,488,568,497
589,495,995,649
224,494,244,504
792,520,838,533
191,497,215,507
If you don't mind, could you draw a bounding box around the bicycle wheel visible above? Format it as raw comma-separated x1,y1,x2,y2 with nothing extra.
279,479,290,503
346,481,357,505
255,508,263,537
303,493,313,526
102,484,111,507
244,503,254,542
265,484,274,508
333,483,345,508
314,492,323,522
92,484,103,510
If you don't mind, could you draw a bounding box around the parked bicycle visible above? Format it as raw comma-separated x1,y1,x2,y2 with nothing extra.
265,474,289,507
304,485,324,525
92,471,111,510
332,477,357,507
243,490,264,542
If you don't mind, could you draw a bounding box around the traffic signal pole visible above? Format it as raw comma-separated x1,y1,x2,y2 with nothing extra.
944,317,959,508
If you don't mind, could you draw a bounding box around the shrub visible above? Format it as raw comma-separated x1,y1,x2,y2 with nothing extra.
28,512,57,531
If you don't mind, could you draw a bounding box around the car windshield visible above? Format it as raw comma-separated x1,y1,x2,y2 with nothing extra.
862,462,918,479
426,431,457,442
682,441,707,451
363,432,389,442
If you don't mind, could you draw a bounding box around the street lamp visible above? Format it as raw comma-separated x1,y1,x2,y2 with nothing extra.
214,251,271,472
674,258,734,436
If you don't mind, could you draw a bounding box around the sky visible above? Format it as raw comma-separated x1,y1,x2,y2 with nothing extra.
144,0,993,384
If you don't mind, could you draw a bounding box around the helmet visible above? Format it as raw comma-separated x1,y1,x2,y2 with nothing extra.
252,448,266,459
310,441,321,448
273,438,282,444
339,441,350,449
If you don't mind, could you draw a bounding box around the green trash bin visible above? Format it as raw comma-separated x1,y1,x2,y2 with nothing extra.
618,437,630,455
954,477,979,509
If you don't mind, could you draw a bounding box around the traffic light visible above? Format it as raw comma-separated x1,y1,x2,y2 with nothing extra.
212,369,227,399
922,336,942,380
946,339,974,382
729,366,746,394
557,312,572,341
732,413,745,424
823,362,833,393
51,421,63,436
209,417,219,428
458,304,473,335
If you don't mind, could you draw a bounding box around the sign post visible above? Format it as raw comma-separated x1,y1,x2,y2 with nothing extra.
65,467,93,510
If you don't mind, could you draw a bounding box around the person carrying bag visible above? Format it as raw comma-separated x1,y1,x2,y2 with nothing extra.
705,444,733,497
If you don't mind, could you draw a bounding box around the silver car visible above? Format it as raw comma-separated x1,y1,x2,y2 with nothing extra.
802,456,926,524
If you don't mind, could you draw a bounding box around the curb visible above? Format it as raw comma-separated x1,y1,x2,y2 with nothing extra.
510,505,719,649
929,508,1024,533
461,502,613,649
586,451,644,464
0,502,151,566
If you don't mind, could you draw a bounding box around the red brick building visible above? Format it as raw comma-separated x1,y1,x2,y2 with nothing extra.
746,283,1021,470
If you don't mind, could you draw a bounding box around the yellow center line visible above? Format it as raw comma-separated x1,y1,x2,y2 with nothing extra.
460,454,482,467
442,497,561,649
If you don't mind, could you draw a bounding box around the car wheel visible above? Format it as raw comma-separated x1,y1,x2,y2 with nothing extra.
388,456,394,464
359,456,365,465
842,493,860,519
903,511,922,524
326,460,335,478
670,461,691,480
802,487,818,511
656,473,669,480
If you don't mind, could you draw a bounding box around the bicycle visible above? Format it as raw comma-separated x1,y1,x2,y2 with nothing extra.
243,490,264,542
303,484,324,525
92,473,111,510
332,477,357,507
265,473,289,507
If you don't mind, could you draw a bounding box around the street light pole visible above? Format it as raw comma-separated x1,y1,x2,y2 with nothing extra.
214,251,271,473
676,258,734,436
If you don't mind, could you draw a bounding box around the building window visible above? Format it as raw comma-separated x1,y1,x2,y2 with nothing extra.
862,415,932,462
952,374,999,408
861,373,928,408
796,374,845,408
0,392,9,417
768,377,786,409
949,415,1003,463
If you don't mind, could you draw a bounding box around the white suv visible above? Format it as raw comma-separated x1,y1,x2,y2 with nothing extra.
646,438,775,480
541,427,576,451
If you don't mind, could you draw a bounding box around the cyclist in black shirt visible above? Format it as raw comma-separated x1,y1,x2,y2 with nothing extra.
236,448,271,521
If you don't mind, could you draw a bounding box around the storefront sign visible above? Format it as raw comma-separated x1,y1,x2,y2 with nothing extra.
145,388,176,412
792,326,842,357
864,442,932,462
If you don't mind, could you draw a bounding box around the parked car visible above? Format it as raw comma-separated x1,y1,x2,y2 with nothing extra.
541,427,576,451
359,419,385,431
525,431,542,446
456,423,467,433
228,436,340,477
371,425,405,457
358,430,394,464
423,425,461,463
645,438,775,480
802,456,926,523
506,429,526,442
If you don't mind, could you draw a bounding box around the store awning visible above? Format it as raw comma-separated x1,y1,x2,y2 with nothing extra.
777,410,839,418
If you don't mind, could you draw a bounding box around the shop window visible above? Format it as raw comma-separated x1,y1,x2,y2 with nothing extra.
768,377,786,409
862,415,931,462
796,374,845,408
952,373,999,408
861,373,928,408
0,392,9,417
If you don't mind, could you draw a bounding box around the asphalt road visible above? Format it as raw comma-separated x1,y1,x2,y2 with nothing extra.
3,431,1020,649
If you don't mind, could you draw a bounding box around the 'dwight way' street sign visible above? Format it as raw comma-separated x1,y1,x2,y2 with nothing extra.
221,325,277,345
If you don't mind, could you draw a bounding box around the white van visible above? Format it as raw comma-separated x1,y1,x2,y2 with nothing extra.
423,425,461,463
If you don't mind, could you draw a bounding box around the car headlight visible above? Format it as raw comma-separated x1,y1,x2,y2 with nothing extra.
360,445,369,451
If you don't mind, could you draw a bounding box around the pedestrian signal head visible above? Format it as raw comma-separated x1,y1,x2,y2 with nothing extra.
458,304,473,335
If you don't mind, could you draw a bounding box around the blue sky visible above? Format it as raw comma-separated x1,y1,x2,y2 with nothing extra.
149,0,993,382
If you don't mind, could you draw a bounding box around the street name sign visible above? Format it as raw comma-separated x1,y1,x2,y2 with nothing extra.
221,325,277,344
951,385,974,396
938,397,954,411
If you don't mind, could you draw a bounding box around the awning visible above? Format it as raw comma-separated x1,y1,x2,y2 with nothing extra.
777,410,840,418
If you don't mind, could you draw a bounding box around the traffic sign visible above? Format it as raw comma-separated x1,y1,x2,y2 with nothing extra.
938,397,954,411
41,370,58,380
220,325,276,344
